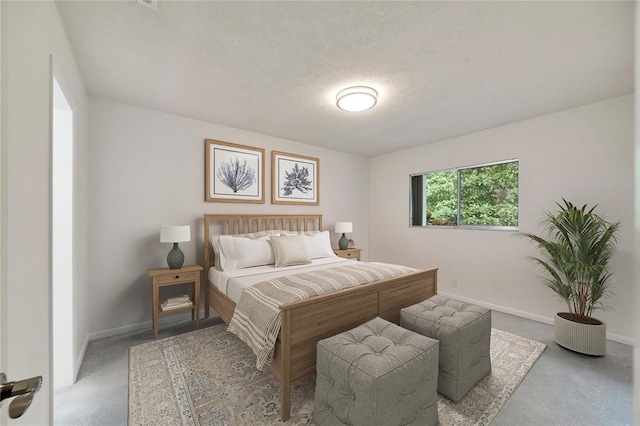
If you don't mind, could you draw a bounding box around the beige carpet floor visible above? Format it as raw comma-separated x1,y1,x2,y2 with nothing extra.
129,324,546,425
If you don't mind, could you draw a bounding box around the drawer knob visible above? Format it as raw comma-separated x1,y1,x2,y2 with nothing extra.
175,275,179,279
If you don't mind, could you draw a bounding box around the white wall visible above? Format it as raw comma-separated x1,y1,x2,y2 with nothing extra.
88,97,369,337
1,1,89,423
369,95,634,343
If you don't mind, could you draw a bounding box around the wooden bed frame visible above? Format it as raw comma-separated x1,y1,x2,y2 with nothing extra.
203,214,438,421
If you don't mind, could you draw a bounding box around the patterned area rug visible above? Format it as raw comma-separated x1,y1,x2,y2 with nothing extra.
129,324,546,425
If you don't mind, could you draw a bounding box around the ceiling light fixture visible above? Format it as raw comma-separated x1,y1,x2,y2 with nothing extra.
132,0,158,10
336,86,378,112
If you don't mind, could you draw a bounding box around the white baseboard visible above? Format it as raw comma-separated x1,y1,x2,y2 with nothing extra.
73,336,89,383
438,291,633,346
598,330,631,345
88,308,208,341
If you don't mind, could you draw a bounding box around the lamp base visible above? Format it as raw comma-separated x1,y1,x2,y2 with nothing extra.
339,233,349,250
167,243,184,269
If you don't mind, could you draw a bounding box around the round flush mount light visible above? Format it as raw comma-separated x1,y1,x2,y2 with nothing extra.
336,86,378,112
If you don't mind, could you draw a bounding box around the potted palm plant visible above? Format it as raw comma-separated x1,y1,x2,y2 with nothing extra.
520,199,620,355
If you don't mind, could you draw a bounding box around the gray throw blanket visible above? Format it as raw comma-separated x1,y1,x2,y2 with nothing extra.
227,262,417,369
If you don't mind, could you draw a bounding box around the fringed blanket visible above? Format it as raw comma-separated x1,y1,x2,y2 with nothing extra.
227,262,417,369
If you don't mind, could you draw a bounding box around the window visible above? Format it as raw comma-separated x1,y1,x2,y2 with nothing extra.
410,160,519,229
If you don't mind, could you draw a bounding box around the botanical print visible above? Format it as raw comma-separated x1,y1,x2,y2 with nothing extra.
282,163,312,196
205,139,265,203
216,156,256,194
272,151,319,205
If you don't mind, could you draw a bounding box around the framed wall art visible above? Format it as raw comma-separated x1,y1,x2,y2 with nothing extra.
205,139,265,203
271,151,319,205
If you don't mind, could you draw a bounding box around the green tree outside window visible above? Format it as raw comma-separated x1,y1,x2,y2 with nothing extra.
413,160,518,228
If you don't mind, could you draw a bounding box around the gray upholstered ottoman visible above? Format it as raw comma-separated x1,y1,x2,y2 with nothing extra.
401,295,491,403
313,317,439,426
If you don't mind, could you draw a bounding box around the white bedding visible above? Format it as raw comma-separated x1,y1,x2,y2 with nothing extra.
208,257,353,303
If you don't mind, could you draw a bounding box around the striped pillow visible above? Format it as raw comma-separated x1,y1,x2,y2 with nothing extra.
269,235,312,268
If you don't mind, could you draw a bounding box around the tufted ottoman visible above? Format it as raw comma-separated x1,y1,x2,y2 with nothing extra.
313,317,439,426
400,295,491,403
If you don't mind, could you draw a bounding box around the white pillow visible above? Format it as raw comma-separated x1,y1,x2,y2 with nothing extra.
210,230,280,271
270,235,311,268
218,235,278,271
303,231,336,259
210,234,226,270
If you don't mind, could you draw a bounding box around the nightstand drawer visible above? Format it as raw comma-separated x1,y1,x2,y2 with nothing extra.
333,248,361,261
158,271,197,285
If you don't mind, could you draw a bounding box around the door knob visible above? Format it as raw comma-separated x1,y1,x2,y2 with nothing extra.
0,373,42,419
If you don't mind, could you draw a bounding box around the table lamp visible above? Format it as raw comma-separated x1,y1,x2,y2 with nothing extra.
335,222,353,250
160,225,190,269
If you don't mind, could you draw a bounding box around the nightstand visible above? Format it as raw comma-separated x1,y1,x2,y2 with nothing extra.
333,248,362,261
147,264,203,338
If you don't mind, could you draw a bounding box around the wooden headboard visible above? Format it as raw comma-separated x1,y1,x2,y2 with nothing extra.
203,214,323,273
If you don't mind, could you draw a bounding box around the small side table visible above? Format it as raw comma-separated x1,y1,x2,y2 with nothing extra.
333,248,362,261
147,264,203,338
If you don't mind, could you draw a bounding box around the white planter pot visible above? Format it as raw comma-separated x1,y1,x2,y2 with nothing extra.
554,313,606,356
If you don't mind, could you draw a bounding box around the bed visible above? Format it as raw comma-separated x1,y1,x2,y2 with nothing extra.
203,214,438,421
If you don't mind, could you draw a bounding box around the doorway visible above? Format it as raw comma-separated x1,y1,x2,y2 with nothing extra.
52,76,74,391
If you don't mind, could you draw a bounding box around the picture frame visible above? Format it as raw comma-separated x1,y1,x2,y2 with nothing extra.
205,139,265,203
271,151,320,205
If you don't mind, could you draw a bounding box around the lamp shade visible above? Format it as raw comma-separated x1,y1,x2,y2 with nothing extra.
335,222,353,234
160,225,191,243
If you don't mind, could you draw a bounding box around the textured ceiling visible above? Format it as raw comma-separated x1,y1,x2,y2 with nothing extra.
55,1,634,157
